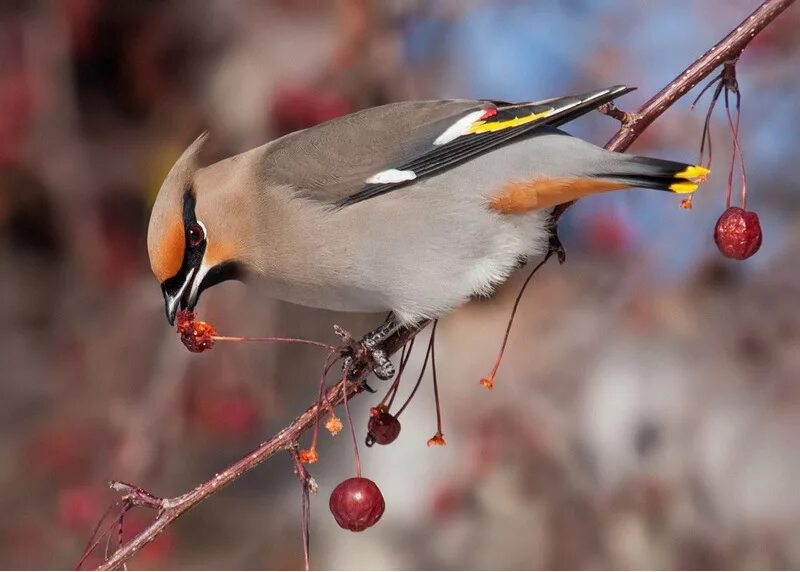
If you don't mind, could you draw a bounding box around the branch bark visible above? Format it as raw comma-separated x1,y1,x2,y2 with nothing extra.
91,1,795,568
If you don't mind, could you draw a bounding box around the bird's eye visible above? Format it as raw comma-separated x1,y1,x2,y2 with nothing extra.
187,222,205,247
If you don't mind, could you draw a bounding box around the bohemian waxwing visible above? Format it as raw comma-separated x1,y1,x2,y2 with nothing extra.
147,85,708,376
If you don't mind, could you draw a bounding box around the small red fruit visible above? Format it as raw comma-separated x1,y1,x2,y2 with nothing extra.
176,310,216,353
57,485,100,530
329,477,385,532
714,206,762,260
366,411,401,446
298,447,319,464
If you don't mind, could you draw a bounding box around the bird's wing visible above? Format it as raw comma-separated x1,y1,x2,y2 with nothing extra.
258,86,634,206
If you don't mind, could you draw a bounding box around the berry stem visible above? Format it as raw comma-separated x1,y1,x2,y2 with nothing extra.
395,322,437,417
376,344,406,411
384,338,415,410
308,350,340,457
290,448,313,571
300,479,310,571
211,335,335,351
341,379,362,478
76,500,127,570
483,252,552,386
692,74,723,169
429,321,444,438
725,88,748,209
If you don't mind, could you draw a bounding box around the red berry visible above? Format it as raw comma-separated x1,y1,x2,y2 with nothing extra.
366,411,401,446
57,485,100,530
329,477,385,532
175,310,216,353
714,206,762,260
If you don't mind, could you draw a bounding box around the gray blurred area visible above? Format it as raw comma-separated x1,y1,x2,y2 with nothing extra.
1,1,800,569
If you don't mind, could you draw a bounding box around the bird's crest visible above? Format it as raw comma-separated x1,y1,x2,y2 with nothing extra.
147,132,208,283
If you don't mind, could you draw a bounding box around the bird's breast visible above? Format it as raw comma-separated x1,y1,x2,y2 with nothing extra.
251,271,391,314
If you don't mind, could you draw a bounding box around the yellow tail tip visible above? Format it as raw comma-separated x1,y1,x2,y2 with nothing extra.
669,181,699,193
675,165,710,182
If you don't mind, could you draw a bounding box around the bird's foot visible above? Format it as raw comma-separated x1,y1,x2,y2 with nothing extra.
548,222,567,264
333,324,396,386
361,338,395,381
360,317,399,380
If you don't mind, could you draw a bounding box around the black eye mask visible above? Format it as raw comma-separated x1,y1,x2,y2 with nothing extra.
160,188,246,317
161,188,206,296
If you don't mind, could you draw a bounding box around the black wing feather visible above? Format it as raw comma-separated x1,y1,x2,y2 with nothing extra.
338,85,634,207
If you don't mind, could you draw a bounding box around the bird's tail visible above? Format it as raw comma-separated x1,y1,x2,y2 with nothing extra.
595,155,709,194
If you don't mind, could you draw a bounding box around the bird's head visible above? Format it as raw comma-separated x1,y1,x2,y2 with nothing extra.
147,134,248,325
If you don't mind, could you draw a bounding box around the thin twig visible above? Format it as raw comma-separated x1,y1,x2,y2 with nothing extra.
395,323,436,418
94,376,367,570
290,446,316,571
212,335,336,351
597,102,636,125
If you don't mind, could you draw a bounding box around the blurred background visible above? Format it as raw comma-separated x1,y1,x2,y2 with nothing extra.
2,0,800,569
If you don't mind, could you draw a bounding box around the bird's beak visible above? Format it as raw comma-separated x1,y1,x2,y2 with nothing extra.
162,268,197,326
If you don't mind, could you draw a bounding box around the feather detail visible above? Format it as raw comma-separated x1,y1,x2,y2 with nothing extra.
488,178,630,214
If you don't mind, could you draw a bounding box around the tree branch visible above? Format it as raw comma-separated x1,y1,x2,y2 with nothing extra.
89,1,795,568
551,0,795,222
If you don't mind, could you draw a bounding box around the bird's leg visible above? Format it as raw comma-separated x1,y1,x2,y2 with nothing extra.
359,314,400,381
333,317,400,385
547,219,567,264
333,325,374,391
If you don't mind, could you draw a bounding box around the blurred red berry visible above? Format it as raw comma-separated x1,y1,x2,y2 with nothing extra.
366,411,401,446
123,514,176,568
271,86,352,136
312,91,351,124
714,206,762,260
58,485,100,530
0,70,34,166
190,391,259,440
5,522,49,569
584,211,631,254
27,423,92,478
429,482,464,520
329,477,385,532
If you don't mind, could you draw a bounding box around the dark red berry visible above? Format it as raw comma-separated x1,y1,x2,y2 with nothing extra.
714,206,762,260
329,477,385,532
366,411,401,446
176,310,216,353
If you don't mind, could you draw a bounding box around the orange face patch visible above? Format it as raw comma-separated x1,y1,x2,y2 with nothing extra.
488,178,630,214
204,237,236,268
149,214,185,283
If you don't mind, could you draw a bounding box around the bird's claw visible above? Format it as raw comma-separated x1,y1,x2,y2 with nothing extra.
339,354,377,392
548,224,567,264
334,324,396,383
361,342,396,380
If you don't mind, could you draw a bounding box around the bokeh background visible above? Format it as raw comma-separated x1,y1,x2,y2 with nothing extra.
2,0,800,569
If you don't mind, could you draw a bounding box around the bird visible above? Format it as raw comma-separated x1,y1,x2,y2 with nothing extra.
147,85,708,377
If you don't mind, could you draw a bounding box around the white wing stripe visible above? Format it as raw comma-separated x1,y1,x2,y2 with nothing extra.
366,168,417,184
433,110,486,146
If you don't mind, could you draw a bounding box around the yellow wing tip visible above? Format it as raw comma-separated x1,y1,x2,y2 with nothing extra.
466,109,555,134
